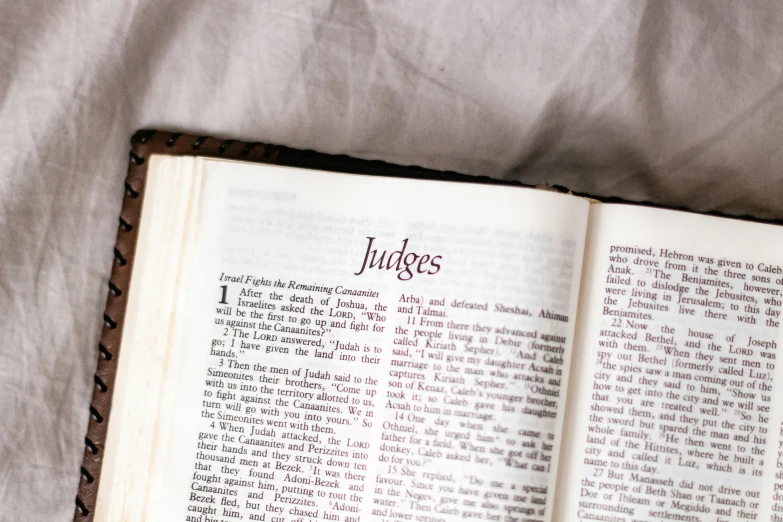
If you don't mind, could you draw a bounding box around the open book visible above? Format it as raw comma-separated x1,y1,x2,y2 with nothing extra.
76,132,783,522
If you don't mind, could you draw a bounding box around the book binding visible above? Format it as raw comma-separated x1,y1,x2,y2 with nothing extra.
73,132,282,520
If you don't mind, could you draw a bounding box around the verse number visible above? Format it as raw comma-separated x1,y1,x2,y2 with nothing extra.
219,285,228,304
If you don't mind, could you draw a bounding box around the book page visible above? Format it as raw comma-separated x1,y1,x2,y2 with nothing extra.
96,157,590,522
557,204,783,522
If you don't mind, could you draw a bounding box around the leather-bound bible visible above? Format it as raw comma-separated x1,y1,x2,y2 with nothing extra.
76,130,783,522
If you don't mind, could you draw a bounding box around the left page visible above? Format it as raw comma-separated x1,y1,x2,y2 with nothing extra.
94,156,589,522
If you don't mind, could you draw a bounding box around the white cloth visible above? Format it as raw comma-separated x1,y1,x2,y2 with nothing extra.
2,1,783,519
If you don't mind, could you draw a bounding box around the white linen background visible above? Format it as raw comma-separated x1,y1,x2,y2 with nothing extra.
2,1,783,520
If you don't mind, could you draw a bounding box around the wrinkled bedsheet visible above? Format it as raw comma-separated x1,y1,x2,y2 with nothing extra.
3,2,783,520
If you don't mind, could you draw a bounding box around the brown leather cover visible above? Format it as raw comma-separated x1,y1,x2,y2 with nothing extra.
73,130,525,521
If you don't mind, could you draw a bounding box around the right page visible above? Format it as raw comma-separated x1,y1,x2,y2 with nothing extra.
556,204,783,522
